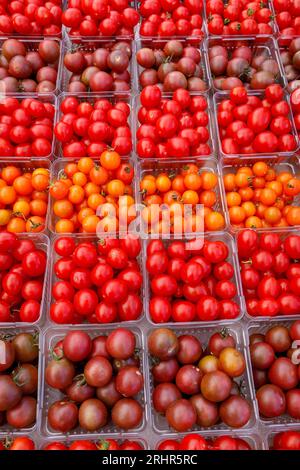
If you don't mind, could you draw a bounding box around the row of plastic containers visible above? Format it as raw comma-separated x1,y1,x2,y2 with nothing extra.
1,317,299,447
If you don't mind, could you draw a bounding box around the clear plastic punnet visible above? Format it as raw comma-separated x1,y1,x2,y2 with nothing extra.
0,38,62,96
143,232,245,326
59,37,135,94
53,92,134,158
39,325,148,437
206,36,287,92
146,322,259,434
213,90,300,160
245,318,300,427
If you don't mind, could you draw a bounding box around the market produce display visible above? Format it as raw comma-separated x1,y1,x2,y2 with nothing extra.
0,0,300,453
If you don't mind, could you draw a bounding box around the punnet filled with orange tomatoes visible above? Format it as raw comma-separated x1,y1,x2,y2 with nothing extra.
1,0,300,454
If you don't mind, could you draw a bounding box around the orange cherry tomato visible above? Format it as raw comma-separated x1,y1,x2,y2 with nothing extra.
100,150,121,170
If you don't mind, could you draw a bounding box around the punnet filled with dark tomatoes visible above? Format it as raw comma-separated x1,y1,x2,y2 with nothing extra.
136,39,209,92
61,41,132,93
44,328,145,433
50,235,142,324
149,327,253,432
238,230,300,317
249,320,300,421
0,330,39,430
216,84,298,155
0,38,60,94
208,38,286,91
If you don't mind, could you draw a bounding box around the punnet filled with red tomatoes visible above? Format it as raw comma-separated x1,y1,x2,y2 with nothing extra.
146,236,241,323
0,231,48,324
268,430,300,450
42,438,145,450
139,0,204,38
215,84,298,156
55,95,132,158
157,433,255,450
0,97,55,158
0,0,62,37
62,0,139,38
206,0,275,36
136,86,212,158
273,0,300,38
42,328,145,434
238,230,300,317
50,235,143,324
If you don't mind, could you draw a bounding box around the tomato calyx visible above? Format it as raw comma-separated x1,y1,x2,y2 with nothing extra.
219,327,231,339
97,439,111,450
11,366,27,388
73,373,87,387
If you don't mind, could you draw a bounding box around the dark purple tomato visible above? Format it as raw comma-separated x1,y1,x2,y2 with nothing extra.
111,398,143,430
189,394,219,427
153,383,182,413
78,398,108,431
165,399,197,432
